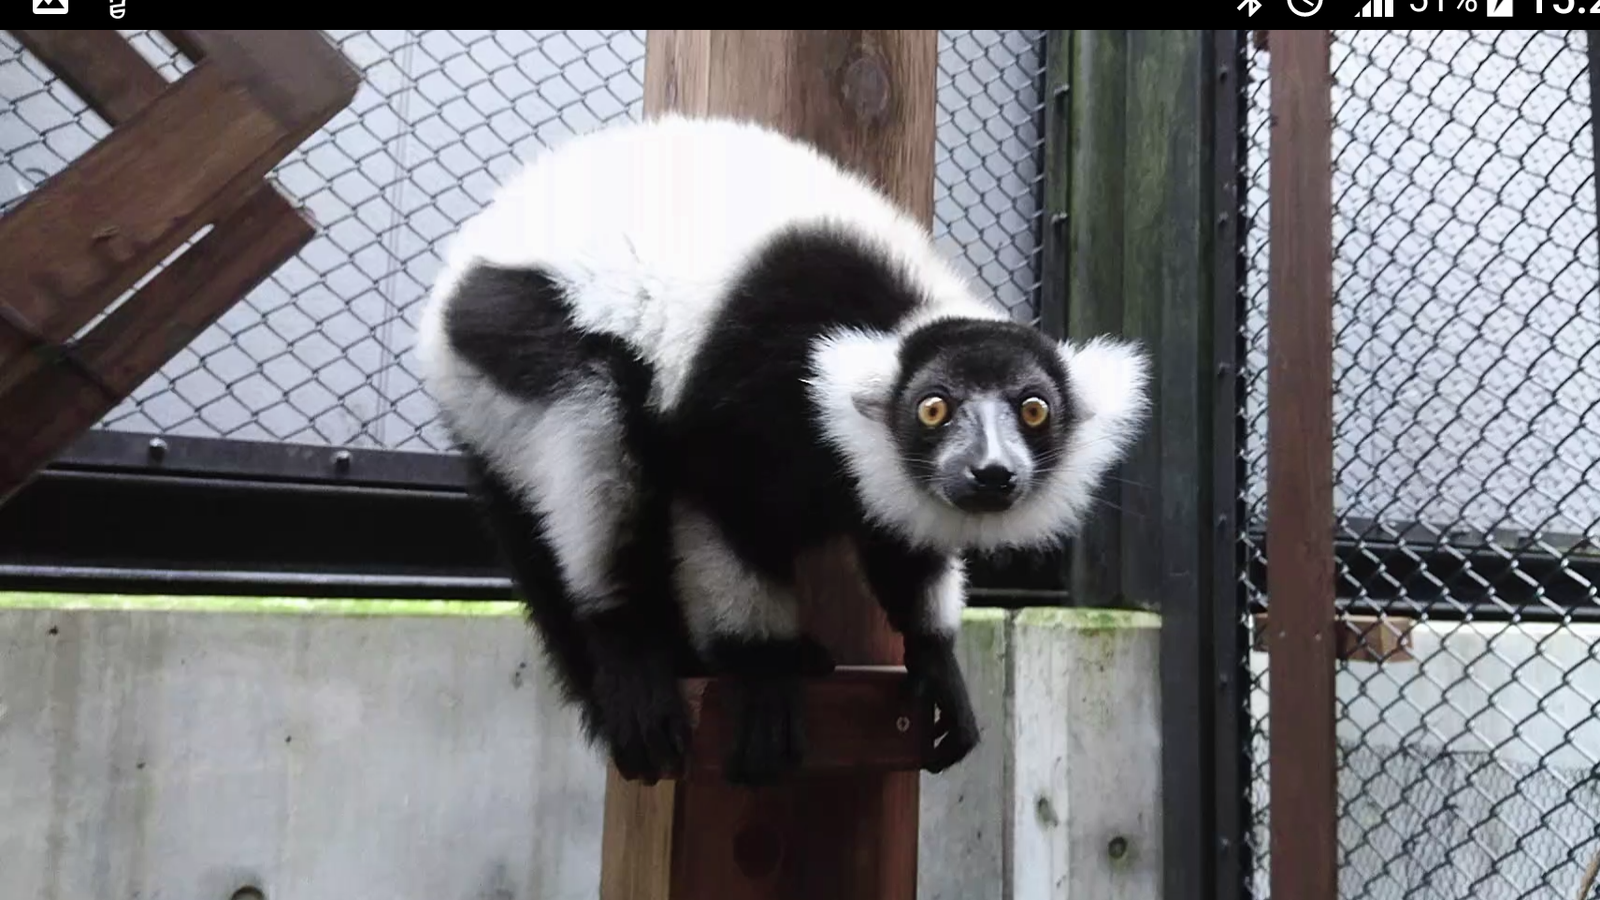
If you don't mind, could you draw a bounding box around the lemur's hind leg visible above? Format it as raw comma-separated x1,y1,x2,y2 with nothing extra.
438,263,692,784
671,499,836,785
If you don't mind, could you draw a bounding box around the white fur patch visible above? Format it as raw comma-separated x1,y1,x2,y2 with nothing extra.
670,500,799,653
924,557,968,636
420,342,637,613
416,113,984,416
807,328,1150,553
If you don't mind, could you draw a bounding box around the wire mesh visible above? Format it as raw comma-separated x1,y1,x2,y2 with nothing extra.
0,29,1046,459
1240,29,1600,900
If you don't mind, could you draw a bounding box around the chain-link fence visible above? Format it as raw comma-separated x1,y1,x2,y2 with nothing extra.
1240,29,1600,900
0,29,1046,461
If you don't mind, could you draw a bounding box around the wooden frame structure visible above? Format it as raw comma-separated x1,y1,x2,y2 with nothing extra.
0,30,360,506
600,31,937,900
1264,28,1338,900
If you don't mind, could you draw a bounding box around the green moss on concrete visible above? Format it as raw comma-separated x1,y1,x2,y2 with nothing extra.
0,592,524,617
1016,607,1161,631
958,607,1009,663
960,607,1008,623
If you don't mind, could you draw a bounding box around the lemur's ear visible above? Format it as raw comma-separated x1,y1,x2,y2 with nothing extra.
808,328,900,425
1058,335,1151,426
852,387,890,423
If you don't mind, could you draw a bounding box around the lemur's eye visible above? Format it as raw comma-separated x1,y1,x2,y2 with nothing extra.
917,395,949,428
1019,397,1050,428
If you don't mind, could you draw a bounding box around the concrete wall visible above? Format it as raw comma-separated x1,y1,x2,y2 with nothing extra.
0,597,1164,900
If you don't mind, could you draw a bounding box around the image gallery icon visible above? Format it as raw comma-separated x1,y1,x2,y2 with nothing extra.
32,0,67,12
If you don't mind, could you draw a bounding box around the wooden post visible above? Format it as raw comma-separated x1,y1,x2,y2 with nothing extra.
599,30,936,900
1266,29,1337,900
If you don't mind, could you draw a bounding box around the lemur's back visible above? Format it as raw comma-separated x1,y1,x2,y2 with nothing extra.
418,114,979,412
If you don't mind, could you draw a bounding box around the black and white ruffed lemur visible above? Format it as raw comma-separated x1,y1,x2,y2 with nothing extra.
415,114,1150,786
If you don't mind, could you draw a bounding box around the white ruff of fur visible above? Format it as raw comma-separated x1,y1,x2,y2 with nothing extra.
806,328,1150,554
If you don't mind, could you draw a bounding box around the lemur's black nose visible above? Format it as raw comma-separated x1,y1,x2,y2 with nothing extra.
968,464,1016,493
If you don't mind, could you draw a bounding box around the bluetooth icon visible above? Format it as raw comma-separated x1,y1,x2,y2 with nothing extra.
1238,0,1262,14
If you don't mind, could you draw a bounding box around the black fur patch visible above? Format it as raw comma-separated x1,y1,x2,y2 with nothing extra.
667,225,927,581
707,634,837,785
901,630,981,773
667,225,985,776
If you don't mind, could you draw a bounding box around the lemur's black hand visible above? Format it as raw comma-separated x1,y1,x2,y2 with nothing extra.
713,634,834,785
589,642,689,785
905,635,980,773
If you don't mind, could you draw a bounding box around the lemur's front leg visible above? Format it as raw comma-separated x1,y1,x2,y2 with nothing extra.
856,528,980,773
671,501,836,786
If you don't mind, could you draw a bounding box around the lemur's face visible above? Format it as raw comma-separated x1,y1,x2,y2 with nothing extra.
885,320,1074,515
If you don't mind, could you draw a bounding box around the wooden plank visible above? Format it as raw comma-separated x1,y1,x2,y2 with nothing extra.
0,60,282,390
0,29,322,503
601,30,937,900
0,35,355,401
159,29,209,63
7,30,308,240
0,185,315,505
1065,30,1128,608
1265,28,1338,900
1065,31,1223,900
10,30,172,123
166,31,359,140
0,30,355,391
600,767,677,900
681,668,924,779
1251,613,1416,663
1123,30,1215,900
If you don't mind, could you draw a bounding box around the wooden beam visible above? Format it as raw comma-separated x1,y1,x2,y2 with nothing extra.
1252,613,1416,663
165,31,359,142
11,29,172,123
0,64,281,392
679,668,924,779
0,186,314,505
5,29,315,469
0,59,272,392
0,29,355,503
1266,28,1338,900
602,30,936,900
0,30,355,393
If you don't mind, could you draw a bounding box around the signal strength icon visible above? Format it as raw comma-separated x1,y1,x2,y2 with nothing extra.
1355,0,1394,13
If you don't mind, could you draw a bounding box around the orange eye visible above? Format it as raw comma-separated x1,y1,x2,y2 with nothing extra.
917,396,949,427
1019,397,1050,428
